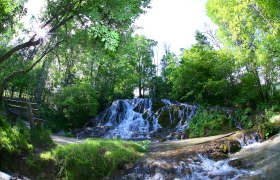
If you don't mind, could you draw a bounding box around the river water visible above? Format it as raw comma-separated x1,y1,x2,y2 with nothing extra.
113,133,280,180
231,133,280,179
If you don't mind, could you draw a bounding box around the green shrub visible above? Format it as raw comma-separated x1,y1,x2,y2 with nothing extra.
186,107,236,138
52,139,148,180
47,84,99,130
258,121,277,139
0,116,33,173
30,127,55,148
0,116,57,178
255,108,279,139
0,116,32,154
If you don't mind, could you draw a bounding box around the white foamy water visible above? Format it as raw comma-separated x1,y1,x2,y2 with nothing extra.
186,155,259,180
93,98,196,139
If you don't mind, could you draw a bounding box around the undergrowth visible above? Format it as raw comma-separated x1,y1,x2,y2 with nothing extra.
49,139,149,180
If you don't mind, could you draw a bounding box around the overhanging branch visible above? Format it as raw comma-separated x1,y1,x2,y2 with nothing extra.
0,41,62,88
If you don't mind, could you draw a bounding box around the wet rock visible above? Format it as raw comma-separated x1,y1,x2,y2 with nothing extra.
76,126,113,138
226,130,261,146
123,163,134,170
166,132,182,140
208,152,228,161
228,159,253,169
228,140,241,153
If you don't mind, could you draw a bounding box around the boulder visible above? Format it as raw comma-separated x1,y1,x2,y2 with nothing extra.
228,140,241,153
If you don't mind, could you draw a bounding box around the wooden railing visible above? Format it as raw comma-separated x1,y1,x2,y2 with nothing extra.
3,98,45,128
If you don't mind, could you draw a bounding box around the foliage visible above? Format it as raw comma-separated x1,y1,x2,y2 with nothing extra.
0,0,26,33
254,108,280,139
233,108,254,129
206,0,280,106
0,0,152,102
0,116,32,154
30,127,55,148
52,139,149,180
0,116,33,175
186,106,236,138
258,121,276,139
168,35,235,104
48,84,99,129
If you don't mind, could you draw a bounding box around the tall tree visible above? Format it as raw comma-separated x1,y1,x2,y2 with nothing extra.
129,35,157,97
206,0,280,104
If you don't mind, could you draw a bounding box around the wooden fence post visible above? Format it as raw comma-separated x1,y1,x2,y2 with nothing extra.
3,99,14,124
27,101,34,129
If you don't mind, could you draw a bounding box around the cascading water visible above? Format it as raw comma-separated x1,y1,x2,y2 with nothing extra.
84,98,196,139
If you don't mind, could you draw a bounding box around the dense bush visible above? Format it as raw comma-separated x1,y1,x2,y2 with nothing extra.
186,107,236,138
0,116,32,154
46,84,99,130
51,139,149,180
0,116,32,173
233,107,254,129
30,127,55,148
255,108,280,139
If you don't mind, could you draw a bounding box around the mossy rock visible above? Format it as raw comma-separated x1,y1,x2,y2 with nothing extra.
228,159,253,169
152,99,165,112
228,140,241,153
218,140,241,154
142,111,148,119
220,143,228,154
158,110,172,128
208,152,228,161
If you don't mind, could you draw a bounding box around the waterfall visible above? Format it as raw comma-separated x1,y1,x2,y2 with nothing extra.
88,98,196,139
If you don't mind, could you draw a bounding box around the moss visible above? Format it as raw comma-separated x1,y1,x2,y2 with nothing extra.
258,121,278,140
152,99,165,112
158,110,172,128
142,111,148,119
220,144,228,153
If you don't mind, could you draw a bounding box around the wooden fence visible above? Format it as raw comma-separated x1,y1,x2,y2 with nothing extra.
3,98,45,128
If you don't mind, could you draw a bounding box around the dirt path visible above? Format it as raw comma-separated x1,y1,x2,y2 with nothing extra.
51,132,236,146
51,135,86,145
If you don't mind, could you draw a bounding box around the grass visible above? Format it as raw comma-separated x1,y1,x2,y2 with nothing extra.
46,139,149,180
1,115,150,179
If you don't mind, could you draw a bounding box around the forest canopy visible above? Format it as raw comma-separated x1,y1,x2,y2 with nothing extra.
0,0,279,129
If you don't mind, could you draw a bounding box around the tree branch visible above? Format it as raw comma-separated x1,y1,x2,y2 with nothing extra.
0,41,61,88
0,38,41,64
0,13,74,65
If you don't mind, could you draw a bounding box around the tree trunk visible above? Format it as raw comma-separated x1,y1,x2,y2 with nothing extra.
19,85,23,98
254,68,266,103
35,59,49,104
11,86,15,98
138,79,142,98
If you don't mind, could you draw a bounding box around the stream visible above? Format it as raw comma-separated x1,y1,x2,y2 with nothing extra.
111,132,280,180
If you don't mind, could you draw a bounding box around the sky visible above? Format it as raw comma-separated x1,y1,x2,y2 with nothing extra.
24,0,215,57
134,0,216,58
